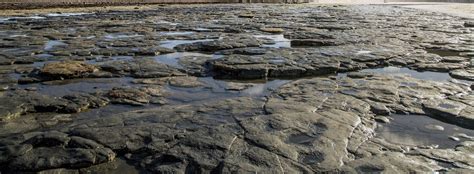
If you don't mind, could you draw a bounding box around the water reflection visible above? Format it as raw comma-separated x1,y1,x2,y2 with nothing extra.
104,33,143,40
159,39,213,49
360,66,452,82
377,114,474,148
254,34,291,48
158,31,195,36
153,52,223,67
44,40,68,50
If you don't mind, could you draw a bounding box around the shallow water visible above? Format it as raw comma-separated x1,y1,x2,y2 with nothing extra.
159,39,214,49
377,114,474,148
426,48,468,57
88,56,134,64
44,40,68,50
153,52,223,67
254,34,291,48
104,33,143,40
360,66,452,82
19,78,135,97
46,13,93,17
0,16,45,23
171,77,289,100
158,31,195,36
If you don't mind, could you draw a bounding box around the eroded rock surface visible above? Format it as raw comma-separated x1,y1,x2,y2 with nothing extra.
0,3,473,174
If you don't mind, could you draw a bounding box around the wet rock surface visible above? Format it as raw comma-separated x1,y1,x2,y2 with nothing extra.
0,3,473,173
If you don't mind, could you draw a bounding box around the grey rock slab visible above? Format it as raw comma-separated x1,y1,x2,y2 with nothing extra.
450,68,474,81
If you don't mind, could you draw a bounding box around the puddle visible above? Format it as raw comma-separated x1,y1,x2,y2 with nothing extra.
32,61,58,68
112,158,141,174
377,114,474,148
254,34,291,48
426,49,468,57
165,77,289,104
240,79,290,96
202,77,289,96
0,16,45,23
44,40,68,50
301,151,324,165
153,52,223,67
159,39,214,49
19,78,135,97
65,104,144,126
287,133,316,146
158,31,195,36
164,84,237,104
88,56,134,64
360,66,452,82
104,33,143,40
46,13,93,17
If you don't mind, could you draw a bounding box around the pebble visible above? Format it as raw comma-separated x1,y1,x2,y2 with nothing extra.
424,124,445,131
449,136,460,141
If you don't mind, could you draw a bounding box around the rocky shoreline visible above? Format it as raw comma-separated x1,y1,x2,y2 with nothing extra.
0,3,473,173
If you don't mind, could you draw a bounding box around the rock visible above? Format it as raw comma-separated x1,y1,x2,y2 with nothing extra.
410,148,474,169
218,48,268,55
375,116,390,123
134,76,203,88
175,34,261,52
260,28,284,33
99,58,184,78
0,100,26,121
24,131,71,147
6,144,114,172
291,39,341,47
1,3,474,173
38,61,98,80
225,82,255,91
441,56,467,63
105,87,151,106
347,72,375,78
449,69,474,81
131,59,185,78
0,56,14,65
61,93,109,113
210,49,340,79
370,103,391,115
0,90,110,121
133,46,176,56
464,21,474,27
167,76,203,88
340,152,442,173
411,62,466,72
424,124,444,131
238,13,255,18
423,99,474,129
177,56,212,76
456,141,474,152
455,133,474,140
449,136,460,141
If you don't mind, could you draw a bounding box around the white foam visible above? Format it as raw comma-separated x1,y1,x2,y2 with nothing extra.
46,13,93,17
